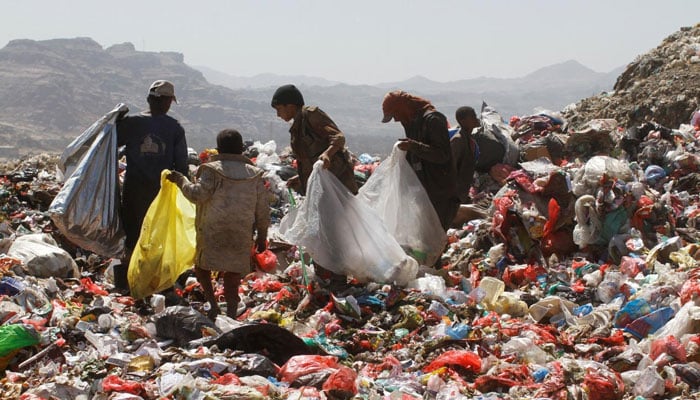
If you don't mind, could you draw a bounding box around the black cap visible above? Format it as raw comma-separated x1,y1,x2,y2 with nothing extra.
271,84,304,107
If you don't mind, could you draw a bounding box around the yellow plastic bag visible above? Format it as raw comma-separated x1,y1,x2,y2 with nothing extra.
128,170,196,299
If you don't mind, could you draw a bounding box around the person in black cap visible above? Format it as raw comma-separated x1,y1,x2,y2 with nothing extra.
271,84,357,289
113,80,189,293
271,84,357,195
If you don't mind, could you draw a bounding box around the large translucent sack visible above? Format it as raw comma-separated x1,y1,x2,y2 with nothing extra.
7,233,79,278
128,171,196,299
571,155,634,197
481,102,519,166
357,145,446,266
48,104,127,257
279,161,418,286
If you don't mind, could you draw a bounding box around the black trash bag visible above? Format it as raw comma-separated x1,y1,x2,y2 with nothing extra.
674,362,700,389
229,353,279,377
638,137,675,167
209,322,314,366
155,306,220,347
293,370,332,389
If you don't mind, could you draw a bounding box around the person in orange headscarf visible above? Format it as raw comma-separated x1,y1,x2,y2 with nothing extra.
381,90,459,231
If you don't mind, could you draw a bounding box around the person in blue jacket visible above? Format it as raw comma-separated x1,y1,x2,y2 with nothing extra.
113,80,189,293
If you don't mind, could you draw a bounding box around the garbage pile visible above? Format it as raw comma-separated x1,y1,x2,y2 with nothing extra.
2,26,700,400
0,107,699,399
563,23,700,130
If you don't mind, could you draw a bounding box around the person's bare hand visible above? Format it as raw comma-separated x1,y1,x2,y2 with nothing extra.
397,138,414,151
167,170,184,184
319,153,331,169
287,175,301,191
255,236,267,253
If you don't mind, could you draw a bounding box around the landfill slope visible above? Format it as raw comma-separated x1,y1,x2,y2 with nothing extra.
3,25,700,400
564,23,700,130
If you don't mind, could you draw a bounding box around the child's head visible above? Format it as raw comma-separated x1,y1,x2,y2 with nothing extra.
216,129,244,154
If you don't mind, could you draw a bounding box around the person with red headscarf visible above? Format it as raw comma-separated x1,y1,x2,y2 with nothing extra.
381,90,459,231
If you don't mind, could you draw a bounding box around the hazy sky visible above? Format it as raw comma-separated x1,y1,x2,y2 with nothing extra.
2,1,699,84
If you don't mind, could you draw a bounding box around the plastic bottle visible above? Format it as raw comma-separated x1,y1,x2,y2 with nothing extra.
150,294,166,314
597,271,623,303
478,277,505,307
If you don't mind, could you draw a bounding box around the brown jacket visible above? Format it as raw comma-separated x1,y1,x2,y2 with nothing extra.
290,106,358,195
178,154,270,273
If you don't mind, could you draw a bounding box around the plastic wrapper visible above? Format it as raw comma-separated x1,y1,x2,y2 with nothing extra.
357,144,446,266
128,170,196,299
253,247,278,273
0,324,39,359
571,156,634,197
322,365,358,396
278,355,340,384
422,350,481,374
279,161,418,285
48,104,127,257
155,306,219,347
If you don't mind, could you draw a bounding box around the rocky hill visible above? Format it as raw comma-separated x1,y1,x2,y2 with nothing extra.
0,37,620,161
563,24,700,129
0,38,283,158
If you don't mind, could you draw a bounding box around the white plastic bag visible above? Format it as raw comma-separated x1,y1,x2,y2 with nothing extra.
279,161,418,285
357,145,446,266
48,104,127,257
7,233,79,278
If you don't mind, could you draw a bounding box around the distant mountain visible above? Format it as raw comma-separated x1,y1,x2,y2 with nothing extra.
0,37,621,161
196,66,340,89
199,59,620,125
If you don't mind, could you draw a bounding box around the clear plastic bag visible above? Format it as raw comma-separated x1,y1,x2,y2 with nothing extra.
279,161,418,285
357,145,446,266
128,171,196,299
48,104,127,257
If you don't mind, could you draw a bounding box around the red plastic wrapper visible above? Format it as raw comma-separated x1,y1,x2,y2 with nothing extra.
502,263,545,288
619,256,645,278
360,355,402,379
423,350,481,374
251,241,278,273
581,368,625,400
474,364,533,393
680,279,700,305
322,365,358,395
278,355,339,383
101,374,145,395
650,335,687,363
588,329,625,346
211,372,241,385
80,277,108,296
250,279,285,293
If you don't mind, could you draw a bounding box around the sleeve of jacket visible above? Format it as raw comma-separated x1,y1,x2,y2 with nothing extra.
307,107,346,153
254,174,271,236
450,133,465,171
179,165,216,203
173,123,189,175
116,117,133,147
410,113,451,164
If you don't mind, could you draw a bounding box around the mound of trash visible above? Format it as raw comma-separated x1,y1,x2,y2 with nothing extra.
2,25,700,400
564,23,700,130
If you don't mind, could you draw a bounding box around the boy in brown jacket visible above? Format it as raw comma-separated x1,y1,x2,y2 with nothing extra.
168,129,270,320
